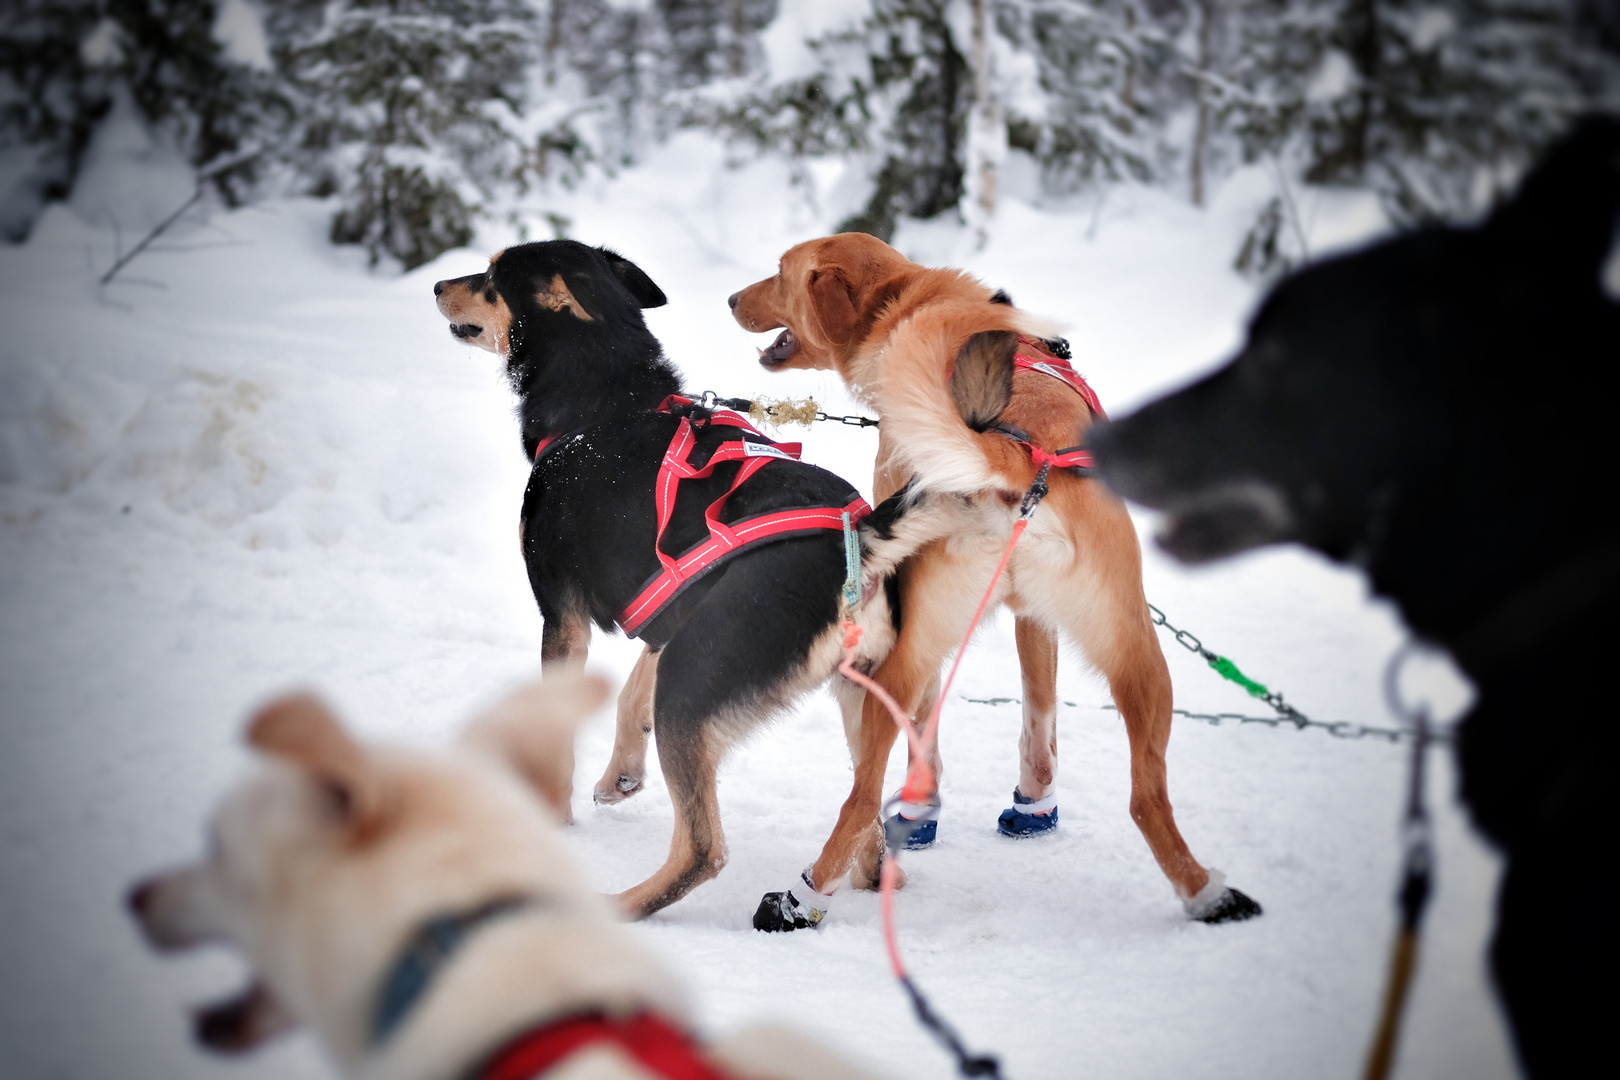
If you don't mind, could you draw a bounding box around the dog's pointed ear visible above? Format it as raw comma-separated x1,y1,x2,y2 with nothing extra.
245,693,384,833
951,330,1018,431
1492,114,1620,276
463,672,612,822
598,248,667,308
194,980,298,1054
808,266,860,346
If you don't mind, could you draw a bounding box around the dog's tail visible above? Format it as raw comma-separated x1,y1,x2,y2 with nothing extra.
867,303,1060,496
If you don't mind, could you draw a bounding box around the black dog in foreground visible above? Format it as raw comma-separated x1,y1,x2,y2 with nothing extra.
1091,117,1619,1076
433,242,962,920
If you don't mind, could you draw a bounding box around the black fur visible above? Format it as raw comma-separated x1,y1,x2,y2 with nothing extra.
439,241,908,916
1090,116,1620,1077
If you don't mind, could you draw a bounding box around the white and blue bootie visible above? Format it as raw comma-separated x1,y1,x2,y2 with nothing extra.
997,787,1058,836
884,796,940,849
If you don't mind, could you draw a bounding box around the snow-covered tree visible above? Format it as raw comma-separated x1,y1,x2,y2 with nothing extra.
0,0,280,241
271,0,537,268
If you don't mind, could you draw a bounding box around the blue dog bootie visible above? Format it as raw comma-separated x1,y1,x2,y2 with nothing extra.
997,787,1058,837
884,796,940,849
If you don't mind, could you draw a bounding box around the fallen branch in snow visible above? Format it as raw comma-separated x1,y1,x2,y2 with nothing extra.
100,148,265,287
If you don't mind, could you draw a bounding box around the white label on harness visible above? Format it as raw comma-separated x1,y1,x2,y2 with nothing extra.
741,441,795,460
1031,361,1070,383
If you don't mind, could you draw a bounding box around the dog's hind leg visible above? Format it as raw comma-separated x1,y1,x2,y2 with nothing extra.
813,552,981,893
1014,616,1060,801
1078,581,1261,922
593,646,658,804
615,538,847,919
836,676,903,893
1051,488,1259,920
614,702,727,920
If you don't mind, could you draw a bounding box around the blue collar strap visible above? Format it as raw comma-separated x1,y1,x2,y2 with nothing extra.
370,895,534,1046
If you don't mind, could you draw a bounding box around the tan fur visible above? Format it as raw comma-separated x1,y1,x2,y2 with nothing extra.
538,274,594,321
733,234,1215,906
591,647,659,805
435,257,512,355
128,674,887,1080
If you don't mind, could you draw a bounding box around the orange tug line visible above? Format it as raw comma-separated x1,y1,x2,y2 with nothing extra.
836,507,1033,1080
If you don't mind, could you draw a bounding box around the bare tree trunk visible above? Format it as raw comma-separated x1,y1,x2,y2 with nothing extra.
1190,0,1215,207
546,0,563,87
1122,3,1138,111
726,0,748,78
966,0,1001,244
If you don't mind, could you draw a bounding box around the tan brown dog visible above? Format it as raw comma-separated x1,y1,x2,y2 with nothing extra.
730,233,1260,925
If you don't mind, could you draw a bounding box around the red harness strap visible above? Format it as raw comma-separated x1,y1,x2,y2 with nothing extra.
481,1012,735,1080
997,338,1106,472
1014,337,1107,421
617,396,871,637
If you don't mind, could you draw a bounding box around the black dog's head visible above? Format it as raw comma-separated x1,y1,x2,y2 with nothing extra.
1092,116,1620,631
433,241,667,358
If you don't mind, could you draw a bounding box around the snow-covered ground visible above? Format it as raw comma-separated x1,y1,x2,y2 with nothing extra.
0,122,1515,1079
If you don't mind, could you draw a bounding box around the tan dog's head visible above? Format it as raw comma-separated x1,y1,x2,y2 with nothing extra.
126,673,611,1070
728,233,929,374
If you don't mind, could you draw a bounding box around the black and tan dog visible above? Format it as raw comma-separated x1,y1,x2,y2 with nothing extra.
1090,117,1620,1076
434,241,971,919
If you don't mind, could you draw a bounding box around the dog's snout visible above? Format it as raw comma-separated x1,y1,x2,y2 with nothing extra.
127,879,156,916
727,291,740,311
434,280,446,296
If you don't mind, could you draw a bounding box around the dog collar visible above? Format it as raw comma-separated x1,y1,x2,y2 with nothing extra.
371,896,535,1046
476,1010,734,1080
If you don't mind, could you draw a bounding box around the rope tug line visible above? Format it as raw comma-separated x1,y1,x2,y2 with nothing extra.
834,466,1052,1080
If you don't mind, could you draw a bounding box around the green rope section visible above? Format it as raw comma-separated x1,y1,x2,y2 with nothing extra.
841,511,861,610
1208,655,1271,699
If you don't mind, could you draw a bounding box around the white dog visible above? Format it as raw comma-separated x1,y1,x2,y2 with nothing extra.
127,673,884,1080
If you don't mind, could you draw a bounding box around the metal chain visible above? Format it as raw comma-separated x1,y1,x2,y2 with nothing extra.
962,603,1456,745
959,697,1444,744
1147,603,1306,722
817,410,881,428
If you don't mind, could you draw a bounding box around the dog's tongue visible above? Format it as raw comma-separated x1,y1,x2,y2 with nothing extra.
758,328,798,367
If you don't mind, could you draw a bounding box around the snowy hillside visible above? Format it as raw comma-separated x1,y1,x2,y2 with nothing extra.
0,121,1513,1080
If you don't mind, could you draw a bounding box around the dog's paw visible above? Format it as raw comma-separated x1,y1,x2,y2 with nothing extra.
754,870,833,931
996,788,1058,837
1195,887,1263,925
592,774,644,804
753,891,815,932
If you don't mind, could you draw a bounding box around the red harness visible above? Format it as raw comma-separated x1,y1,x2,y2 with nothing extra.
481,1011,736,1080
998,338,1107,472
533,397,871,638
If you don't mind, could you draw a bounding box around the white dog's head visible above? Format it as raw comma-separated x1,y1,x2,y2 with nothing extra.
125,673,652,1075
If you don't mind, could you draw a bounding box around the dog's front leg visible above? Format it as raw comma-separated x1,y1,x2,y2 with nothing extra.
593,645,658,804
540,609,591,667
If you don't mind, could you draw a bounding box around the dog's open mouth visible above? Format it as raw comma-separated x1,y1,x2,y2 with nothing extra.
758,328,798,368
193,979,295,1054
450,322,483,341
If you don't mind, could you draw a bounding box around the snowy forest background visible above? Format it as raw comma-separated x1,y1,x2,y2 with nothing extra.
5,0,1619,274
6,4,1618,1078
